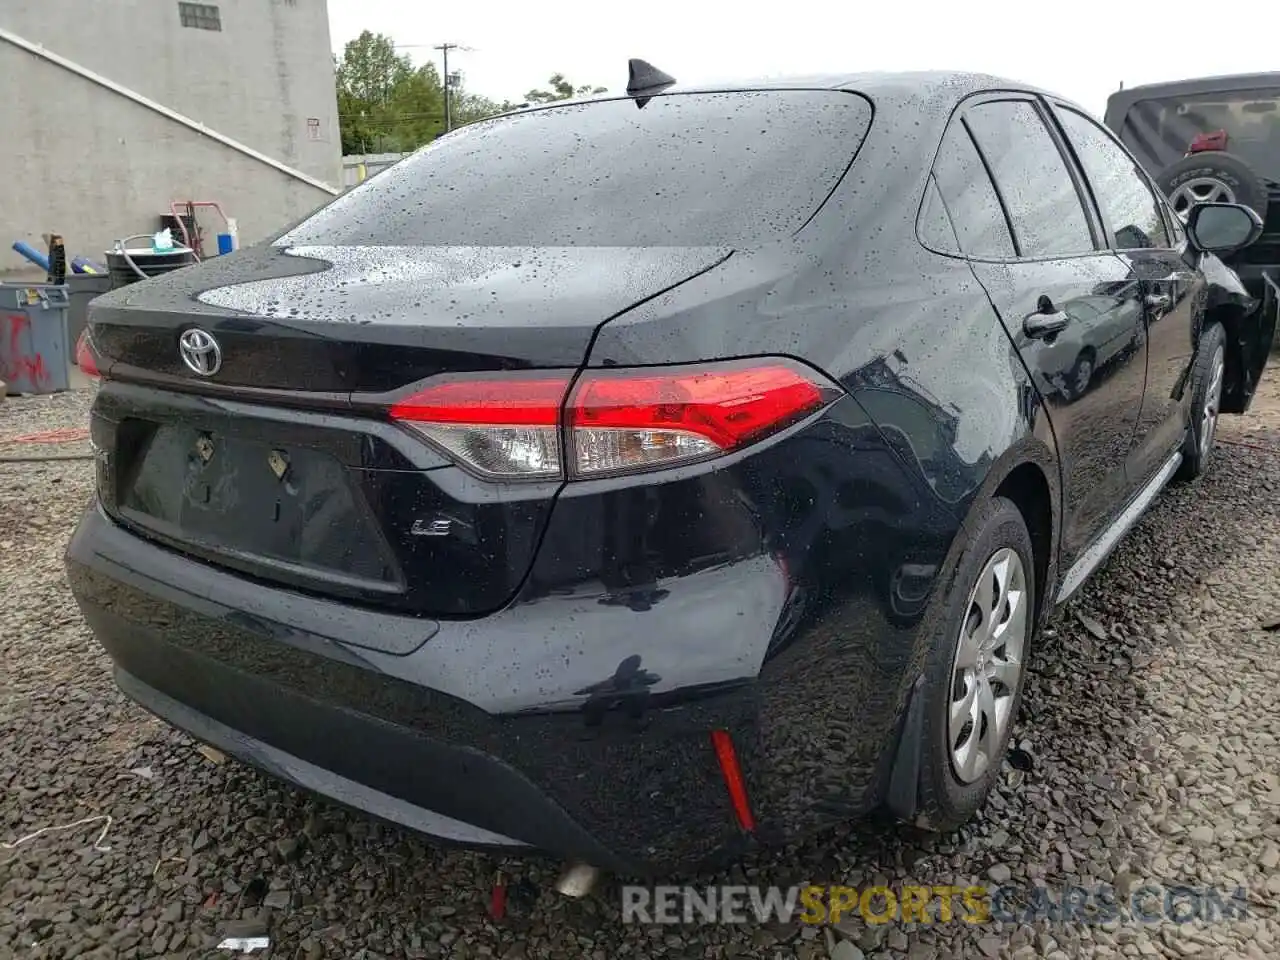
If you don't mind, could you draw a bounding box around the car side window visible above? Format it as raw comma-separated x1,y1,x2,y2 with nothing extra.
930,121,1016,258
1055,106,1171,250
963,100,1096,258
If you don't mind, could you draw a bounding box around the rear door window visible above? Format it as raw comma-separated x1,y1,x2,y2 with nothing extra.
280,91,873,248
929,122,1016,258
1056,107,1171,250
964,100,1096,258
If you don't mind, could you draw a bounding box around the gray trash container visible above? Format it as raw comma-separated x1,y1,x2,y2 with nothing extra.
0,282,71,395
67,274,112,351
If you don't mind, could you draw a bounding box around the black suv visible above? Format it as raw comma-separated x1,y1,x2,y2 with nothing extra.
69,71,1275,876
1105,72,1280,305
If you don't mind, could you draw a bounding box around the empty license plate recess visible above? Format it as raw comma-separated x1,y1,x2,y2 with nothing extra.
120,422,398,584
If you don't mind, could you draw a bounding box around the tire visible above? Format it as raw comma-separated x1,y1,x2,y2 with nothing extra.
1156,152,1269,221
914,496,1035,832
1176,321,1227,482
1062,349,1095,402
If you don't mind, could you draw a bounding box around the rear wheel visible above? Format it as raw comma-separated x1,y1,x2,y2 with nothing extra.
914,496,1034,831
1177,322,1227,482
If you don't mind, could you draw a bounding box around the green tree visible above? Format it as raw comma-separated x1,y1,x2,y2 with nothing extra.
335,34,600,152
336,31,447,154
452,91,520,126
524,73,607,104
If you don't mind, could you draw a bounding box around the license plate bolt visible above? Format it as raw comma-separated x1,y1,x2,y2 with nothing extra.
195,434,214,463
268,449,290,480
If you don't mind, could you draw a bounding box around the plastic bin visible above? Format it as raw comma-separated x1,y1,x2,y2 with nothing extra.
106,247,196,290
0,283,71,395
67,274,112,352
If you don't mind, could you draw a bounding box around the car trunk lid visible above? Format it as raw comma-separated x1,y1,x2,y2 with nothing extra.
89,242,731,393
88,242,730,617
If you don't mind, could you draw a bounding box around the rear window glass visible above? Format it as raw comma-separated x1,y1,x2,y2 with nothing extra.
280,91,872,248
1119,87,1280,177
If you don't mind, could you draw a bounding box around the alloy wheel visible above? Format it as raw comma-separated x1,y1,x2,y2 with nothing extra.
948,547,1028,784
1073,356,1094,398
1169,177,1236,220
1201,345,1225,461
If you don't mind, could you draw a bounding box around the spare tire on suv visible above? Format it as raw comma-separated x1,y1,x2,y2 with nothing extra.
1156,151,1269,220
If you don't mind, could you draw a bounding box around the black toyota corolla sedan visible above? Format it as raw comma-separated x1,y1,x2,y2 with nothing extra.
68,68,1275,876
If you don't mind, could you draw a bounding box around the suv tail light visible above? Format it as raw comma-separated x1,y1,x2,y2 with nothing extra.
389,358,842,481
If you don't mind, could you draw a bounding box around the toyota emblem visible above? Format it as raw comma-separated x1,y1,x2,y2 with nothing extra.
178,328,222,377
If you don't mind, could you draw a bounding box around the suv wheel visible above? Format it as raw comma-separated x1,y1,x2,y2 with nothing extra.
1156,152,1269,222
914,496,1034,831
1177,321,1227,482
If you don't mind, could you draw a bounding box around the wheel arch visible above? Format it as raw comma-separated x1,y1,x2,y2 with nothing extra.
1206,299,1257,415
956,438,1061,630
883,436,1060,823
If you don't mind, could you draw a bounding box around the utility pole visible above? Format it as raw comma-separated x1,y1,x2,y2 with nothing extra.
435,42,459,132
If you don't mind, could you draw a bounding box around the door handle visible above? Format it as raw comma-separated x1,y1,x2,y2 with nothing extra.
1023,302,1071,340
1145,293,1173,312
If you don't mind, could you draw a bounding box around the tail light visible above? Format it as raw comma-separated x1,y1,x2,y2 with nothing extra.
390,373,570,479
389,358,842,481
75,328,101,379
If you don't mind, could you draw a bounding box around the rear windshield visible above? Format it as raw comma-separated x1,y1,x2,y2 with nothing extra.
1118,87,1280,178
280,90,872,248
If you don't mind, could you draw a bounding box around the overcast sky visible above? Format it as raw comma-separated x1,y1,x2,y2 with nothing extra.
327,0,1273,117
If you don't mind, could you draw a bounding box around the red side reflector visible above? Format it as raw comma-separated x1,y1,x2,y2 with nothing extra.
710,729,756,832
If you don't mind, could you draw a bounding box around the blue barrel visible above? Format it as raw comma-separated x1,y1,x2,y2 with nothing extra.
0,283,72,395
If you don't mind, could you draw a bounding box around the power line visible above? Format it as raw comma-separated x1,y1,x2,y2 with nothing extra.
338,113,448,121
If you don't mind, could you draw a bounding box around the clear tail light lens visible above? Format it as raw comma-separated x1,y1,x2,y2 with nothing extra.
387,359,841,481
389,374,571,480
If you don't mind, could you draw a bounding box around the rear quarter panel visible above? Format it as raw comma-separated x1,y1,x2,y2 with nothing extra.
581,86,1062,833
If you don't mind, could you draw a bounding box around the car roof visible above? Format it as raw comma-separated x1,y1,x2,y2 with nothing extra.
668,70,1046,98
503,70,1077,118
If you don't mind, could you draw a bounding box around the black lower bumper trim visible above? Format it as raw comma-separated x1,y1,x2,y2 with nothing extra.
115,667,532,849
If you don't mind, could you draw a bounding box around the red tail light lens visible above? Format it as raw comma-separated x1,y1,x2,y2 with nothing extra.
388,359,841,481
75,328,100,379
568,360,840,477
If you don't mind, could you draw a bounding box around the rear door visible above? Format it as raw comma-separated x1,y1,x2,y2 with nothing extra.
937,96,1149,569
1049,102,1204,485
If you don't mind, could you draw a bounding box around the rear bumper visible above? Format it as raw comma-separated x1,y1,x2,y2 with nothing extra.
67,506,762,875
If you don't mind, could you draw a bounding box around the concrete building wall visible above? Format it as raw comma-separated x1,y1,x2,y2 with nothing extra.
0,0,341,277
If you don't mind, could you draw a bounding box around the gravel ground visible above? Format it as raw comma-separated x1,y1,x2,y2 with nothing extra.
2,380,1279,960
